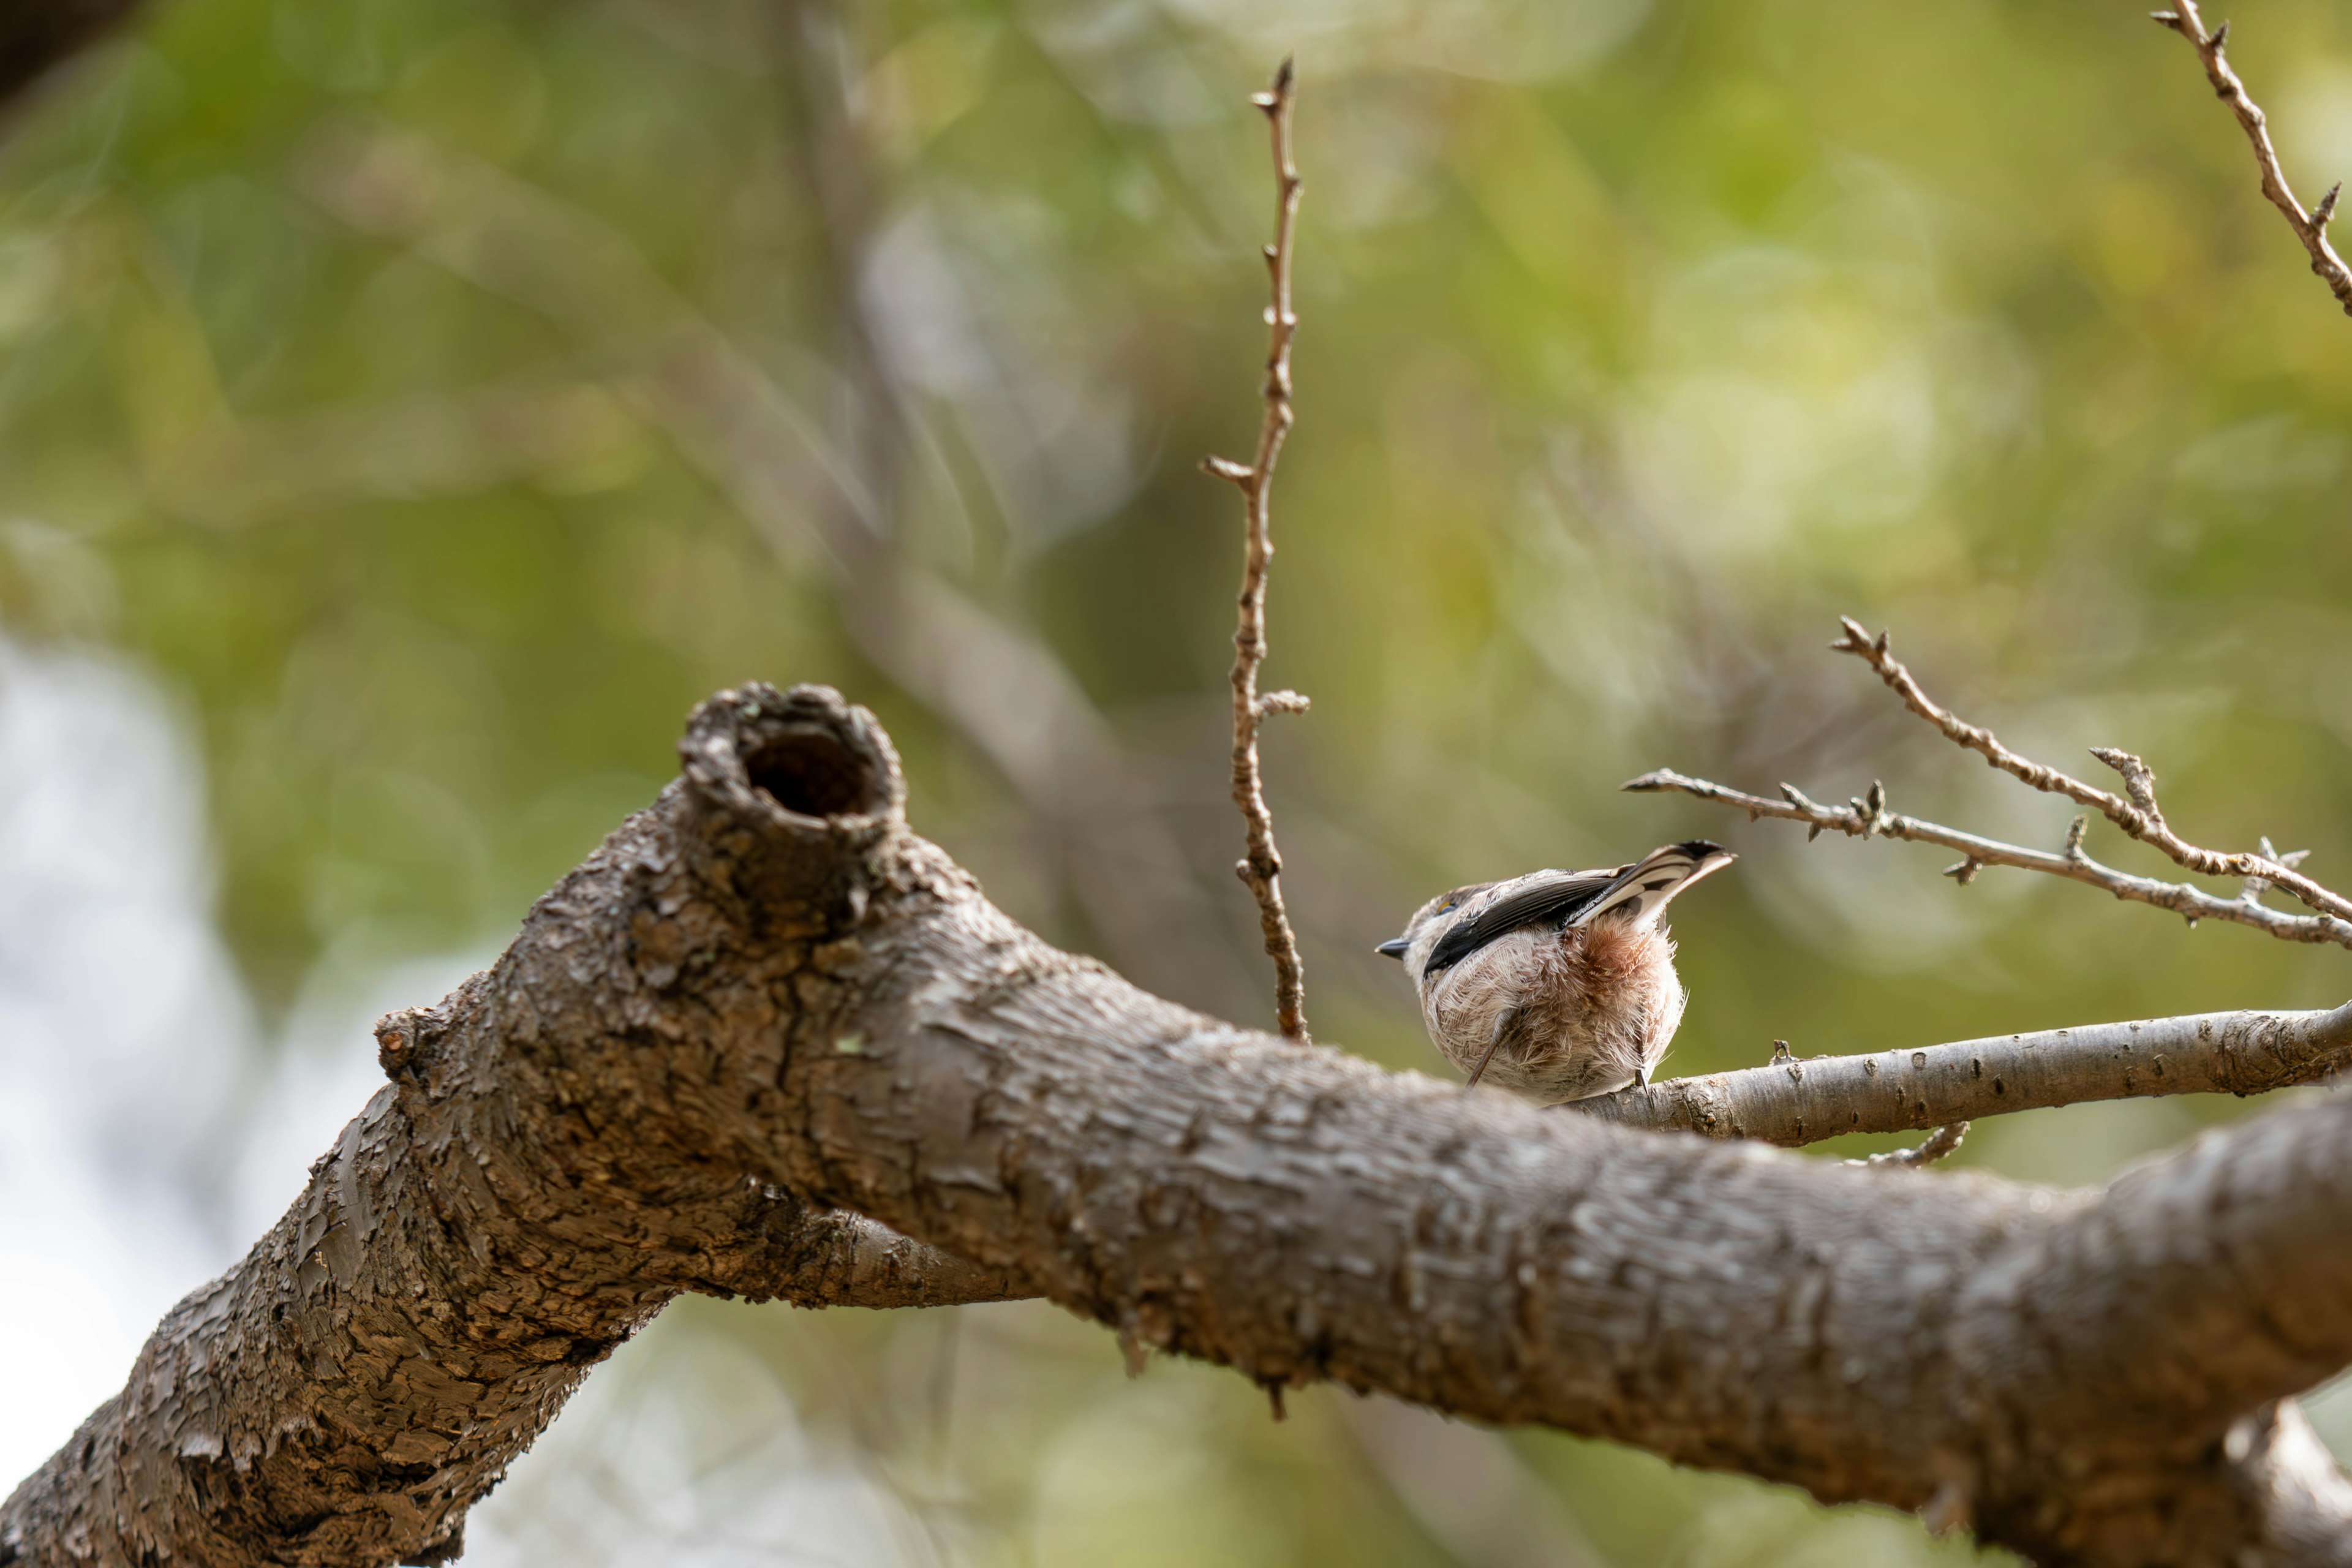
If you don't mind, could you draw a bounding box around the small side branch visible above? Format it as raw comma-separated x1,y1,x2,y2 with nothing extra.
1852,1121,1967,1169
1824,616,2352,924
1575,1001,2352,1146
2153,2,2352,319
1623,767,2352,948
1203,58,1311,1042
1629,616,2352,948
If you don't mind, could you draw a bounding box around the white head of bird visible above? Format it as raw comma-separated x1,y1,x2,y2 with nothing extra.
1377,840,1735,1104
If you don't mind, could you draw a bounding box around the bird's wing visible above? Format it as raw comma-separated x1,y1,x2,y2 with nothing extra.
1571,839,1732,929
1423,866,1626,974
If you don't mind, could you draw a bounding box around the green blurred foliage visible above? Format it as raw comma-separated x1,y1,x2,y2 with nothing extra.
4,0,2351,1558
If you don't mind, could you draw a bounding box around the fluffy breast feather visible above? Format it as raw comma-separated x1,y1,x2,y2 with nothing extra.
1420,918,1686,1104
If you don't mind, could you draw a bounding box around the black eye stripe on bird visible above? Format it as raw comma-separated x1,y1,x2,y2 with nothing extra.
1376,841,1735,1104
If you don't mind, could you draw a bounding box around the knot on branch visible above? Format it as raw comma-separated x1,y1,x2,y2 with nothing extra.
682,682,904,831
1251,55,1295,116
679,683,907,933
2088,746,2162,824
1850,779,1888,838
1200,454,1255,488
1237,850,1283,884
374,1000,454,1089
1832,615,1890,660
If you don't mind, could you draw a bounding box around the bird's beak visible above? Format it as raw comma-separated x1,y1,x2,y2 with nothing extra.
1374,937,1411,960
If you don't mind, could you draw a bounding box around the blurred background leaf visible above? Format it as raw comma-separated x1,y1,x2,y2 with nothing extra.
4,0,2352,1561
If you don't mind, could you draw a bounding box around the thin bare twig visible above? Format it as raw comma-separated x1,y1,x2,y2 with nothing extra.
1823,616,2352,924
2152,3,2352,319
1623,766,2352,948
1626,616,2352,947
1852,1121,1968,1170
1203,58,1311,1042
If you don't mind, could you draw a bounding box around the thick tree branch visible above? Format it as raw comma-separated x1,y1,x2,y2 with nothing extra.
1202,59,1311,1042
15,685,2348,1568
2154,2,2352,320
0,1104,1016,1567
0,692,1028,1568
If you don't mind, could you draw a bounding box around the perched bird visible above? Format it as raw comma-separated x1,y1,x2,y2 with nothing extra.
1376,841,1735,1104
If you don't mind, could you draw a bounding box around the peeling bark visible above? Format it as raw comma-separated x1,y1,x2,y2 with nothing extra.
2,690,1022,1568
7,684,2351,1568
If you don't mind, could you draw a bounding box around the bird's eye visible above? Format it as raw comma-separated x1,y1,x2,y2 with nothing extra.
1437,897,1460,914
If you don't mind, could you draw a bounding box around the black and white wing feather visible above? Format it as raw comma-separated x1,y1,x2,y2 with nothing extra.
1422,867,1624,975
1421,840,1729,976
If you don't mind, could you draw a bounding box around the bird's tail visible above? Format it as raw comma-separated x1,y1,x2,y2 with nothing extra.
1574,840,1735,930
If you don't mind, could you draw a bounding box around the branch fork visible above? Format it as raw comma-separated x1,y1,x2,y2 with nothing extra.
14,684,2352,1568
1635,616,2352,948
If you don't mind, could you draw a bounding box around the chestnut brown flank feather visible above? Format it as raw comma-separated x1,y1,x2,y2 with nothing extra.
1415,914,1687,1103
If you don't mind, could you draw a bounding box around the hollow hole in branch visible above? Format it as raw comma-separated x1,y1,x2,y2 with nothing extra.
742,731,883,819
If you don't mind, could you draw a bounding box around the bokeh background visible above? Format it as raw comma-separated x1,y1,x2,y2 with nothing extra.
6,0,2352,1561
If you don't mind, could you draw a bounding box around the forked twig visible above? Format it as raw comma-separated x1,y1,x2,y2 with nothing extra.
1624,764,2352,949
2152,2,2352,318
1625,619,2352,950
1826,617,2352,923
1203,59,1311,1042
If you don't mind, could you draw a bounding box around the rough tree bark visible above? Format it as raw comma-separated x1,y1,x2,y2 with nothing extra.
7,684,2350,1568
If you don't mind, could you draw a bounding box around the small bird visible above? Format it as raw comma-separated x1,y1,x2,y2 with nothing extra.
1376,840,1735,1104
